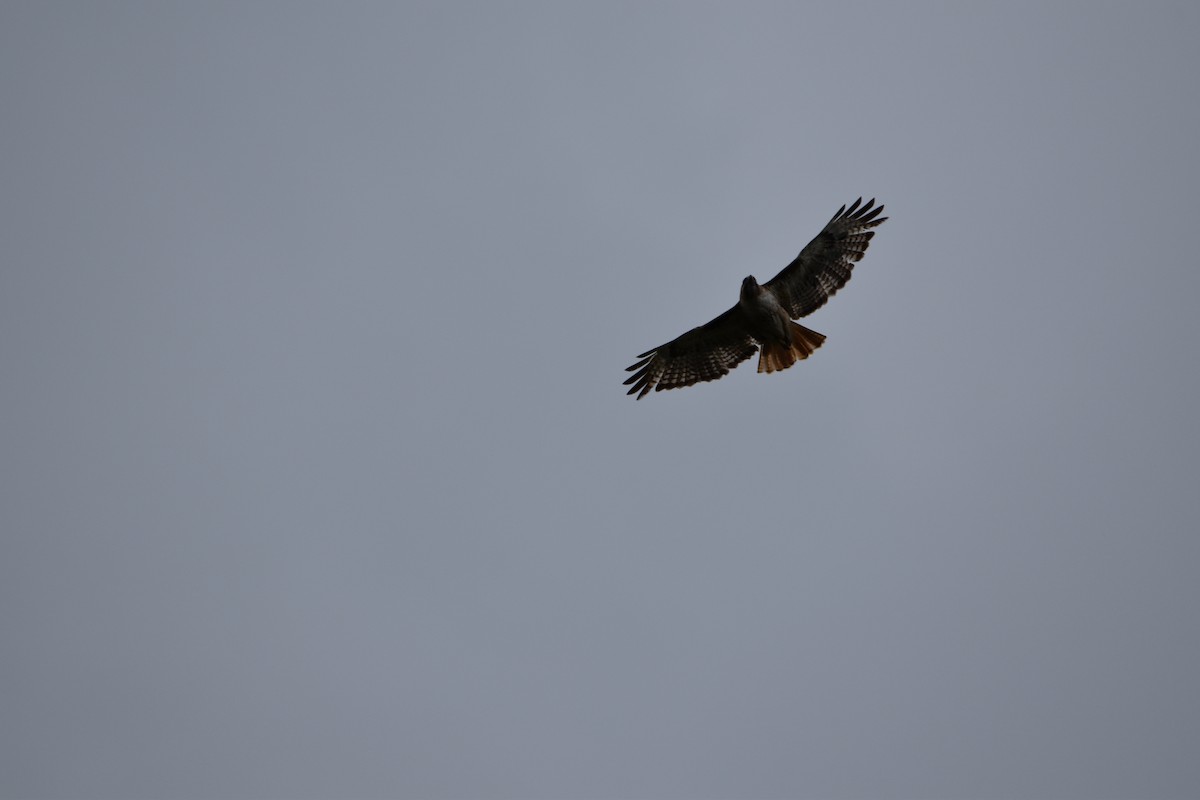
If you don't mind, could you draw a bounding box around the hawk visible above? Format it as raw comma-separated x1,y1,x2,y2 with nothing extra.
624,198,887,399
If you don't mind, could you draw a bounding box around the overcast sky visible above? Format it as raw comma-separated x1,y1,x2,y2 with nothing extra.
3,2,1199,798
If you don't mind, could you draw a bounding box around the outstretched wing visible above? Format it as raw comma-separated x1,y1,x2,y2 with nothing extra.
624,306,759,399
764,198,887,319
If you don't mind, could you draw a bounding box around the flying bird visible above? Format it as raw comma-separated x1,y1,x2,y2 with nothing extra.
624,198,887,399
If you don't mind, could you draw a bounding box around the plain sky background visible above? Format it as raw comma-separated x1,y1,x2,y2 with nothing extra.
3,2,1199,798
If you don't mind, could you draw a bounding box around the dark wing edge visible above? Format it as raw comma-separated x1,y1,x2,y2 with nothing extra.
623,306,758,399
764,197,887,319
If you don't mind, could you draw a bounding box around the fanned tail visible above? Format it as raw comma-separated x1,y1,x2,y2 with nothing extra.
757,322,826,374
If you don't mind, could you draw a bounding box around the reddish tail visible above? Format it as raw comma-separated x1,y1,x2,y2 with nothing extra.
757,322,826,374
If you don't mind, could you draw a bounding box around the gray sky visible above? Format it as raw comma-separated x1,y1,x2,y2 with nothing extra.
3,2,1199,798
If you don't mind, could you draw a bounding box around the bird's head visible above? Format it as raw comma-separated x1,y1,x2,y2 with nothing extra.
740,275,760,299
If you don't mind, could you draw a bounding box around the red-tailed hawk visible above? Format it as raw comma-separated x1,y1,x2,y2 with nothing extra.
624,198,887,399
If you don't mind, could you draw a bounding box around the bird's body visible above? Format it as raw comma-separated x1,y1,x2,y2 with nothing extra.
738,276,789,344
624,198,886,399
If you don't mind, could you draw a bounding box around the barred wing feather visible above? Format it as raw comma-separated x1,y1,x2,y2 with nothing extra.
764,197,887,319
